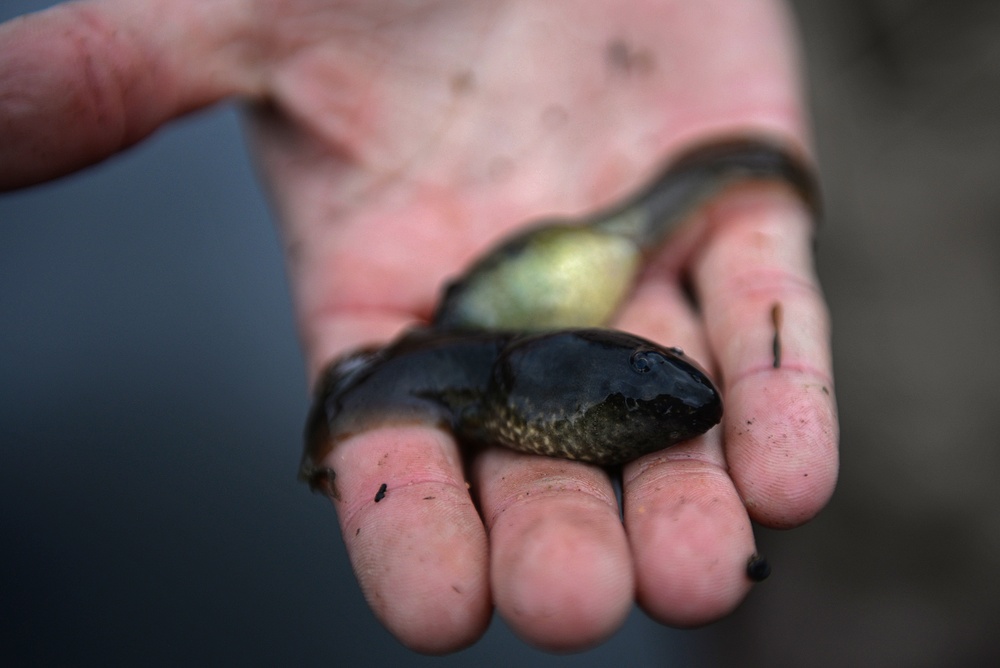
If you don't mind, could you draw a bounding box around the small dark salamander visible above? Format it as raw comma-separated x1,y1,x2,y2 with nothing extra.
301,137,817,489
301,328,722,488
433,137,818,330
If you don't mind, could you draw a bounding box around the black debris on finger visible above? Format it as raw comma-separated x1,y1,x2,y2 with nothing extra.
374,483,388,503
746,554,772,582
771,302,783,369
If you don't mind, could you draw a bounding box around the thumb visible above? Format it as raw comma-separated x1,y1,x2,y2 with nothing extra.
0,0,260,190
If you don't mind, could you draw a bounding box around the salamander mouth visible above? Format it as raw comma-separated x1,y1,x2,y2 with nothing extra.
691,399,724,432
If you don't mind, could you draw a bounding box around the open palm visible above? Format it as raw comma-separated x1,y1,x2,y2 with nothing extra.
1,0,838,654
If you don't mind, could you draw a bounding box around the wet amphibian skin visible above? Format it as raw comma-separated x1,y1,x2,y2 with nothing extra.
464,329,723,463
301,328,722,488
432,136,818,330
302,136,816,487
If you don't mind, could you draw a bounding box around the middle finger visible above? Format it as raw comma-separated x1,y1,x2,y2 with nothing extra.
617,274,758,628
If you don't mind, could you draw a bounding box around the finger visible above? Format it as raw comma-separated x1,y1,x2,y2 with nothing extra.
0,0,260,190
314,424,492,654
471,449,633,652
692,184,839,528
615,277,759,627
302,298,492,654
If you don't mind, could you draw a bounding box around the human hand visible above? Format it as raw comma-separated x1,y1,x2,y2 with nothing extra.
0,0,838,654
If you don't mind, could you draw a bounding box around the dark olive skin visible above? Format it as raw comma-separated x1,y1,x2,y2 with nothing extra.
303,328,513,482
432,136,818,331
301,328,722,488
463,329,723,464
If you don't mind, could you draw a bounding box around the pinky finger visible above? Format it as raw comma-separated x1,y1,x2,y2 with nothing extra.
692,184,839,528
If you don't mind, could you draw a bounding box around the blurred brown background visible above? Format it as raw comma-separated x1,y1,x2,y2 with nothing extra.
711,1,1000,665
2,0,999,665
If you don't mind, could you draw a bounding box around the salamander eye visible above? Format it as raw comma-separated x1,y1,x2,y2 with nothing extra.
630,350,656,373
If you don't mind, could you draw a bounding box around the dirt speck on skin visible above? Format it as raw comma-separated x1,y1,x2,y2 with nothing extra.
771,302,783,368
746,554,771,582
605,37,655,75
488,156,514,183
541,104,569,129
450,69,475,94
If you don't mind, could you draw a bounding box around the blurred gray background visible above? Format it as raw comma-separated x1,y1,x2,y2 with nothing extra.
2,0,998,665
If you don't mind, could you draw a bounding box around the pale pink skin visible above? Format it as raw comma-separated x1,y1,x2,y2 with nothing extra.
1,0,838,654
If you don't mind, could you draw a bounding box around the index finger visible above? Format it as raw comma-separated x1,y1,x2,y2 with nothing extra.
311,423,492,654
301,310,493,655
692,184,839,528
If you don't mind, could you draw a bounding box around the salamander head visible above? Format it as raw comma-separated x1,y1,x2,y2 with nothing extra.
478,329,723,465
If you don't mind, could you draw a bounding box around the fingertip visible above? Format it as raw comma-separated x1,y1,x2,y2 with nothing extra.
727,378,839,528
491,498,634,651
475,452,633,652
325,427,492,653
626,460,756,627
356,492,493,654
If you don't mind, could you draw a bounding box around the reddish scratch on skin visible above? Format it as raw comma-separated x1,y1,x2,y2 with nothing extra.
771,302,783,369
